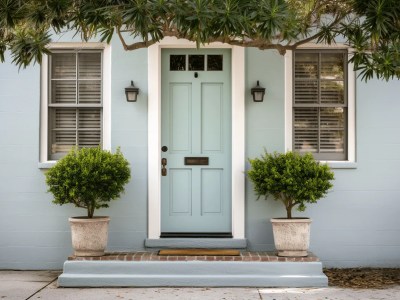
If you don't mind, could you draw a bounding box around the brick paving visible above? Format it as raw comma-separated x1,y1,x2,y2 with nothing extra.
68,251,320,262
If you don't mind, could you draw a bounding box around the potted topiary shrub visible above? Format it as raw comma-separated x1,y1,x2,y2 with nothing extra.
46,147,131,257
247,151,334,257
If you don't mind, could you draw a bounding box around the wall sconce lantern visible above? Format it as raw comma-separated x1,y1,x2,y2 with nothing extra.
251,80,266,102
125,81,140,102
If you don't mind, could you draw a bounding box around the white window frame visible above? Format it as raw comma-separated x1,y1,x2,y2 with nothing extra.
39,43,111,167
285,44,356,168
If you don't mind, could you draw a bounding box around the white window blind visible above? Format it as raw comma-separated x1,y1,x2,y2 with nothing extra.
293,50,347,161
48,51,102,160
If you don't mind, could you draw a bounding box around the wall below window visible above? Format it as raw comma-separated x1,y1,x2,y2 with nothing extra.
0,35,400,269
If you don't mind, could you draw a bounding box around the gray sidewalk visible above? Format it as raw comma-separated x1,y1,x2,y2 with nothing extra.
1,270,400,300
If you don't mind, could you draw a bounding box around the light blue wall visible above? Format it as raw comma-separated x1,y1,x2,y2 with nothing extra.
0,34,149,269
1,35,400,269
244,48,400,268
245,49,285,254
314,79,400,267
108,37,148,252
0,53,68,269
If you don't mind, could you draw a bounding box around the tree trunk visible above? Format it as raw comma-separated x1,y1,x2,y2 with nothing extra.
285,199,293,219
286,207,292,219
87,205,94,218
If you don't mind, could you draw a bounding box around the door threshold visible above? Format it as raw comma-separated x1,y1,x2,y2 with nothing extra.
160,232,233,238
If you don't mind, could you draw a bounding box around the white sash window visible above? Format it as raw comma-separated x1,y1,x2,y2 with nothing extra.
48,51,103,160
40,43,111,165
293,50,348,161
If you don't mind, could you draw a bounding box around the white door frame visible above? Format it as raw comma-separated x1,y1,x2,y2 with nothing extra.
147,37,245,239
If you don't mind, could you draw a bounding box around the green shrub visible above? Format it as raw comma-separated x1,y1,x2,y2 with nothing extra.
46,147,131,218
247,151,334,219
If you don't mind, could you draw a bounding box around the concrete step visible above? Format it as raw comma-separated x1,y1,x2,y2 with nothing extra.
58,251,328,288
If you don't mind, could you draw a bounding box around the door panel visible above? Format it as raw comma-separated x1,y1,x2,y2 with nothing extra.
161,48,231,234
201,83,223,152
170,83,192,152
169,169,192,215
201,169,223,214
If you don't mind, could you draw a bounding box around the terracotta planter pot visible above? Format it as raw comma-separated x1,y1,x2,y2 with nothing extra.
270,218,311,257
69,216,110,257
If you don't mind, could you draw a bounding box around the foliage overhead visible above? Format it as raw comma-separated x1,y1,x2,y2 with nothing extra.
247,151,334,219
1,0,400,80
45,147,131,218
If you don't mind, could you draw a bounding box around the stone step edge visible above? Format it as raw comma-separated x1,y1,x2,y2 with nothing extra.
58,260,328,288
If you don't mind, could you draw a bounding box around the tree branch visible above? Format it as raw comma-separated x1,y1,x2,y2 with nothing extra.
116,27,128,50
72,198,87,210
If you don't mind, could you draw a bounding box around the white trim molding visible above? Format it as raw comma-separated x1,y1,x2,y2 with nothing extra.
39,42,111,167
148,37,245,239
284,51,293,152
284,46,356,167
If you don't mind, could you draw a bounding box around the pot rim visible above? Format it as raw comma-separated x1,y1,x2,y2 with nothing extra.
270,218,312,223
69,216,110,222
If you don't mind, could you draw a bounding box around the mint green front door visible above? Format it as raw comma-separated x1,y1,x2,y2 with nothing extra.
161,49,232,235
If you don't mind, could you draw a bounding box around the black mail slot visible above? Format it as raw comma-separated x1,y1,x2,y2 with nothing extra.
184,157,209,165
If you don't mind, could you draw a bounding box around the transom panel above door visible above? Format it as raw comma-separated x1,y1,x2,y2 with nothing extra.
161,49,232,236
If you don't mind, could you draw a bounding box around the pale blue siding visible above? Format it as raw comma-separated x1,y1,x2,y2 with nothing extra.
108,40,149,252
244,49,285,256
1,36,400,269
0,52,64,269
0,34,150,269
244,48,400,267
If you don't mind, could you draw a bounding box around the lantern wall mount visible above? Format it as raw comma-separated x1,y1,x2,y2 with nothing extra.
125,81,140,102
251,80,266,102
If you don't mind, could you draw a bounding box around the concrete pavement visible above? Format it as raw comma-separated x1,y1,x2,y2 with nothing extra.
1,270,400,300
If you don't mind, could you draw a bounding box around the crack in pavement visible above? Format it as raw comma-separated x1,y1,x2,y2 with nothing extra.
25,276,59,300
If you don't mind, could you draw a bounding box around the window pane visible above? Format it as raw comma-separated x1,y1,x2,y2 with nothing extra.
321,53,344,80
51,80,76,104
294,53,318,79
78,53,101,79
170,55,186,71
78,130,101,148
49,108,77,158
52,108,76,130
294,80,318,104
51,53,76,79
78,109,101,129
78,80,101,104
207,55,223,71
321,80,344,104
320,130,345,153
294,107,318,153
320,107,345,129
51,131,76,156
320,107,345,153
189,55,205,71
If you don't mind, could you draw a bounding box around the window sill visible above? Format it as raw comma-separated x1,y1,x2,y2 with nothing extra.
320,161,357,169
38,161,57,169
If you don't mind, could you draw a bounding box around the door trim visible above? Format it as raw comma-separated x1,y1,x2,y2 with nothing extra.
148,37,245,239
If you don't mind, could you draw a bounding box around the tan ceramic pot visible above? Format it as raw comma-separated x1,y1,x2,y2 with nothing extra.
69,216,110,257
271,218,311,257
